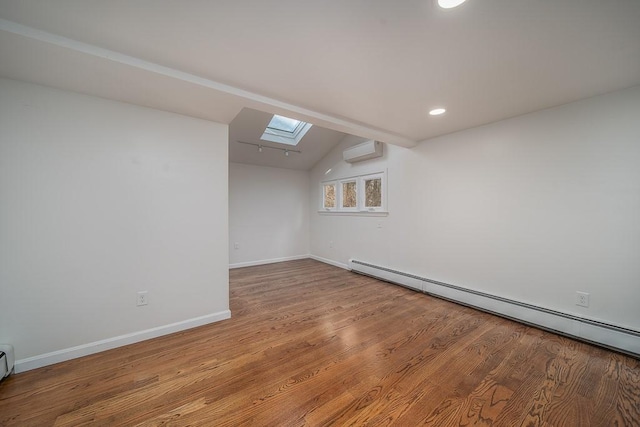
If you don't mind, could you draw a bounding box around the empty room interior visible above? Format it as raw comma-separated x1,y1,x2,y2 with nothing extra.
1,0,639,425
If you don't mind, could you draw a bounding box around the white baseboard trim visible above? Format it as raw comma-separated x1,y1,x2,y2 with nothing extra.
310,255,350,270
14,310,231,373
349,259,640,358
229,254,310,269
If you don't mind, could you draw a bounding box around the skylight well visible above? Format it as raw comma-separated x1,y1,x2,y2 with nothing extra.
261,114,312,146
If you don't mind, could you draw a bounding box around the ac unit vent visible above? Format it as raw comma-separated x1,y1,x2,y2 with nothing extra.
343,140,383,163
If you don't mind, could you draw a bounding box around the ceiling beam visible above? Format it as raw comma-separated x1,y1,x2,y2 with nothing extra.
0,19,418,148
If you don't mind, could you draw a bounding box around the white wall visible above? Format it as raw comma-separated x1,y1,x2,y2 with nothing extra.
310,86,640,333
229,162,309,267
0,78,230,368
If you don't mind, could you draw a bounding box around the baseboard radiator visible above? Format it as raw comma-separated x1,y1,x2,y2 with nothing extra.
349,259,640,358
0,344,15,379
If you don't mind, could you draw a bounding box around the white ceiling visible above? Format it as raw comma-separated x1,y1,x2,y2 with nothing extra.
229,108,345,171
1,0,639,149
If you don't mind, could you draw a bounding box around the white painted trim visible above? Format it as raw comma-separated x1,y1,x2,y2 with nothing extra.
310,255,350,270
317,211,389,217
229,254,310,269
0,19,417,148
229,254,350,271
349,260,640,357
320,170,388,214
14,310,231,373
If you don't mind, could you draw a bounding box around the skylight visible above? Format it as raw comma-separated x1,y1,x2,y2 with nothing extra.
438,0,468,8
267,115,301,133
261,114,312,146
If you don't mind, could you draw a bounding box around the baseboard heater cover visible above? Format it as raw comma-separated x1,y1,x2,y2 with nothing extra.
349,259,640,358
0,344,15,379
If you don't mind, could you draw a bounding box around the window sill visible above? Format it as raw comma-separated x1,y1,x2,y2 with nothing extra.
317,210,389,217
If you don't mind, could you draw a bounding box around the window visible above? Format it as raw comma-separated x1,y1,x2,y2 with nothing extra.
362,174,383,211
320,171,387,214
266,115,301,133
341,180,357,209
261,114,313,146
323,182,336,210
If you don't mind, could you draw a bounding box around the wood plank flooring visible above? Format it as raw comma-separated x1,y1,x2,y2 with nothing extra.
1,259,638,426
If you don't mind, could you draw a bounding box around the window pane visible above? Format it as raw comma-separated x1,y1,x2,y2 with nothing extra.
267,115,301,133
365,178,382,207
342,181,357,208
324,184,336,208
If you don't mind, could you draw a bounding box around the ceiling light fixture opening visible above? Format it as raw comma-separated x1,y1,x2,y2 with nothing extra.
429,108,446,116
438,0,467,9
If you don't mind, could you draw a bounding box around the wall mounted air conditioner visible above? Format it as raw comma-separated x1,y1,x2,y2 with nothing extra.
0,344,14,379
343,140,383,163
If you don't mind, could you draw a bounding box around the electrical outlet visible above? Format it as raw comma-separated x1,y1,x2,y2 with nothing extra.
329,240,334,248
576,291,589,308
234,242,239,250
137,291,148,306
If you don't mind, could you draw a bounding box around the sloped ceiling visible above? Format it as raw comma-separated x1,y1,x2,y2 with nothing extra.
1,0,639,149
229,108,346,171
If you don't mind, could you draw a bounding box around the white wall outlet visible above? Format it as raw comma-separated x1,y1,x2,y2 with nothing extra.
234,242,239,250
329,240,334,248
137,291,148,306
576,291,590,308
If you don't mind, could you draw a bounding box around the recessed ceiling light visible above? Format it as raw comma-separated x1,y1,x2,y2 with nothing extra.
438,0,467,9
429,108,446,116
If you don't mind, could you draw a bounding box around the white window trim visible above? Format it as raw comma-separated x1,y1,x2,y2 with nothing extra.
318,210,388,217
322,181,337,211
319,170,387,215
359,172,385,213
340,179,359,212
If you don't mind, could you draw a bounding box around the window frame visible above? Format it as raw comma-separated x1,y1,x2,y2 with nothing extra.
340,178,359,212
322,181,337,211
261,115,313,146
320,170,387,215
359,172,385,212
265,115,303,134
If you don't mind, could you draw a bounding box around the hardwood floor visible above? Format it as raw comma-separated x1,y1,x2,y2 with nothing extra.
1,259,638,426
